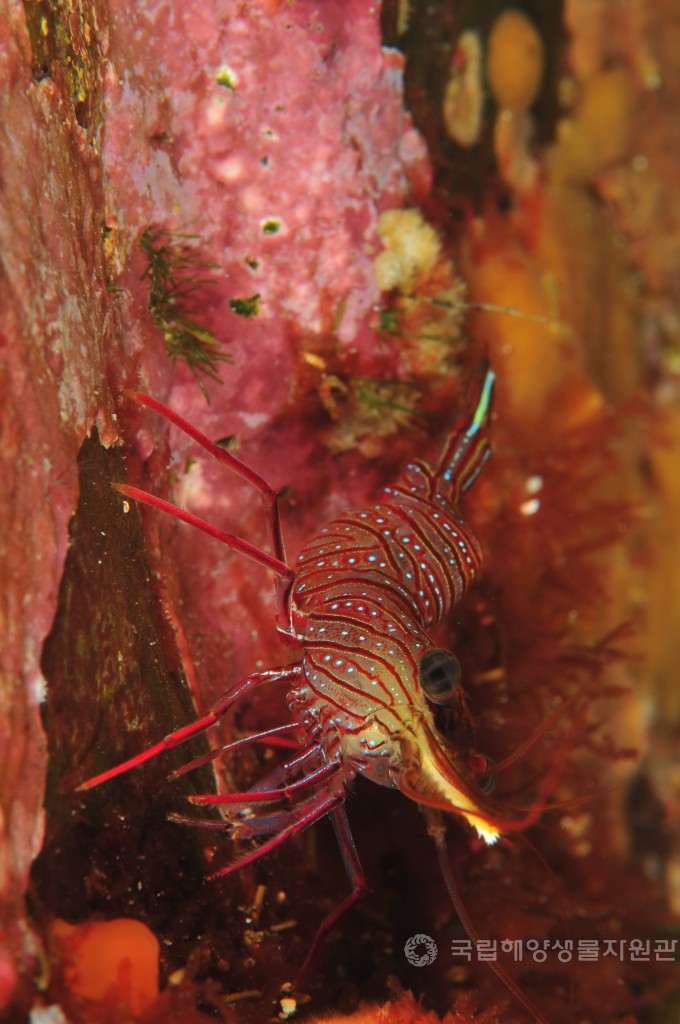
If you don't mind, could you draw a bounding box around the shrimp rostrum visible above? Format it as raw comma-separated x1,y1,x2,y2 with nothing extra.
78,367,551,1023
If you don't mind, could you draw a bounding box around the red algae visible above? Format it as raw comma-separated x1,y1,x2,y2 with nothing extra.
303,987,502,1023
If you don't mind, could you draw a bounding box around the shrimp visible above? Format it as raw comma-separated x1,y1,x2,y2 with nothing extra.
78,366,551,1023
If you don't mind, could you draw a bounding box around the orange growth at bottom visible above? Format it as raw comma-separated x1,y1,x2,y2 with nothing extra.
51,918,160,1017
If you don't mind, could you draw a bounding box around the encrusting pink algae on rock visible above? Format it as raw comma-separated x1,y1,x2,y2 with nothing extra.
0,0,118,1014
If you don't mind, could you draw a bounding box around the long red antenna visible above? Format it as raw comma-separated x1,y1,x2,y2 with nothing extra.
431,825,550,1024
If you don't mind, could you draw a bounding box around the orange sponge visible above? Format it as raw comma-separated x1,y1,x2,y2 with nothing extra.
52,918,159,1018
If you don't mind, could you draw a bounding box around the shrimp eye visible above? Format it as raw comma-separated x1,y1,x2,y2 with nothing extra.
419,649,462,704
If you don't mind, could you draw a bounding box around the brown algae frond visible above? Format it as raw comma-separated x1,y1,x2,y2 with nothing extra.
140,228,232,389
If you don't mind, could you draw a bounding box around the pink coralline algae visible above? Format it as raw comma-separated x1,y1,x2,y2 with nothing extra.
103,0,430,363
